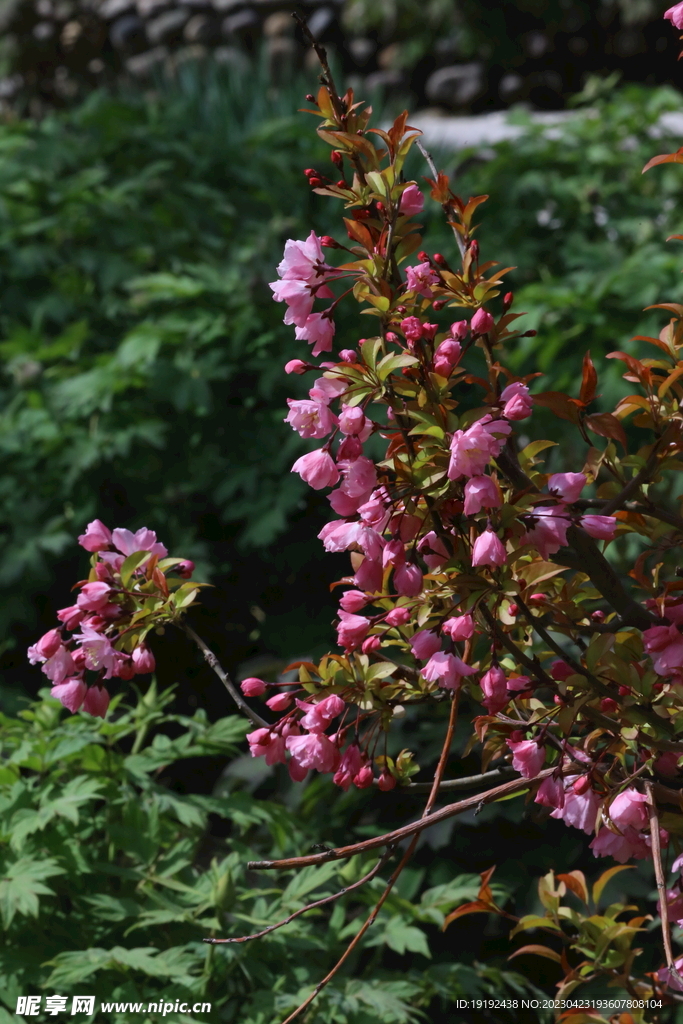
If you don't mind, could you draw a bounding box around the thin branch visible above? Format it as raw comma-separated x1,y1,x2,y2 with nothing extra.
181,622,269,730
279,836,419,1024
646,782,683,985
204,847,395,945
415,139,466,259
249,767,560,872
600,446,662,517
293,13,344,123
398,766,517,794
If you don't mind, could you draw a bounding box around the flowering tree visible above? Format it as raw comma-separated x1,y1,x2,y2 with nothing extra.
26,6,683,1021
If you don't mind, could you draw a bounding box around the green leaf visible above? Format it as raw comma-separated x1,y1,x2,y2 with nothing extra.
0,857,64,926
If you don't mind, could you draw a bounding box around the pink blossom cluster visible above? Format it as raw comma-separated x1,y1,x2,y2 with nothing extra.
269,231,338,355
245,689,382,790
27,520,192,718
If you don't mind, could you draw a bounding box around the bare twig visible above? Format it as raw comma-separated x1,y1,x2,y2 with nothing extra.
293,13,344,123
249,767,561,872
181,622,269,730
397,766,517,794
204,847,395,946
415,139,466,259
646,782,683,985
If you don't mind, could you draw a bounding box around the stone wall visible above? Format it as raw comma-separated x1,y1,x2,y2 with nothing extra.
0,0,679,117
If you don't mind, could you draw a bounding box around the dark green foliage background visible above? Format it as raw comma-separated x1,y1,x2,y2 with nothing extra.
2,68,683,1020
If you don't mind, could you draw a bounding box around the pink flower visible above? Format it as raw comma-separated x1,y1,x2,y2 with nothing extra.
472,528,506,567
406,262,439,298
271,278,314,327
665,2,683,29
471,308,495,334
309,375,347,404
266,692,292,712
399,184,424,217
51,677,87,713
247,728,287,766
382,539,405,570
285,359,308,375
78,519,112,552
394,563,424,596
551,778,600,833
442,614,475,641
481,666,508,714
56,604,85,631
339,456,377,497
319,520,384,562
507,738,545,778
507,675,532,692
338,405,366,436
644,623,683,677
423,651,473,690
285,399,336,439
73,625,118,679
241,677,266,697
501,382,533,420
550,660,573,681
417,531,450,571
401,316,425,344
276,230,328,281
535,775,565,809
82,685,110,718
114,654,135,680
658,956,683,993
354,557,383,592
42,645,76,685
607,788,648,831
448,415,512,480
410,630,442,661
333,744,364,790
287,732,340,773
337,611,371,650
132,644,155,674
295,312,336,356
580,515,617,542
433,339,462,377
548,473,586,503
464,475,501,516
340,349,357,362
522,506,571,559
292,449,340,489
451,320,468,340
590,825,649,863
27,628,63,665
76,582,112,612
111,527,167,558
385,606,410,627
296,693,345,732
339,590,368,613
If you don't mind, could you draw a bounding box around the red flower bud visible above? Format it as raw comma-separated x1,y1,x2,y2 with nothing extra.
378,770,397,792
618,685,631,697
417,251,428,262
523,330,538,338
336,180,347,188
308,176,323,187
508,603,519,616
321,236,339,248
572,775,591,795
433,253,447,265
306,93,315,102
591,610,605,622
331,150,343,167
600,697,618,713
376,201,384,213
503,291,514,310
469,240,479,260
353,209,371,220
432,300,446,311
304,168,317,178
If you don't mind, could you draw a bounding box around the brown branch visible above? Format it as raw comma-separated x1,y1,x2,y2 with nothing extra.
204,847,395,946
293,13,344,124
181,622,269,730
646,782,683,986
600,446,662,517
249,767,559,872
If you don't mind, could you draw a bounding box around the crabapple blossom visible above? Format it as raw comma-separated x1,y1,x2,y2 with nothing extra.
285,399,336,439
422,651,473,690
399,184,424,216
78,519,112,552
287,732,340,773
241,677,267,697
339,590,368,613
471,308,495,334
336,611,371,650
448,416,512,480
385,606,411,627
296,694,345,732
442,614,475,641
463,475,501,516
506,738,545,778
394,562,424,596
82,685,110,718
410,629,442,661
548,472,586,503
471,528,506,567
665,2,683,29
480,666,508,713
406,262,439,298
51,677,87,714
291,449,340,489
500,382,533,420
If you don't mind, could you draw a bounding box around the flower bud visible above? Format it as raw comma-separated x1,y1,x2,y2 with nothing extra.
115,654,135,681
266,692,292,712
354,765,374,788
471,308,495,335
309,177,323,188
339,405,366,436
572,776,592,796
82,685,110,719
600,697,618,713
378,770,397,791
361,635,381,654
321,235,340,248
177,560,195,579
340,349,357,362
503,291,514,310
339,590,368,613
433,253,447,265
508,603,519,616
591,609,606,622
337,435,363,461
132,644,155,675
331,150,343,168
241,677,266,697
385,607,410,627
432,300,447,311
469,239,479,260
618,685,631,697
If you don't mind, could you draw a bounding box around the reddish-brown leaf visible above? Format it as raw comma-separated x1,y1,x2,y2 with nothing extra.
533,391,582,423
508,944,562,964
642,147,683,173
585,412,627,450
580,351,598,405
